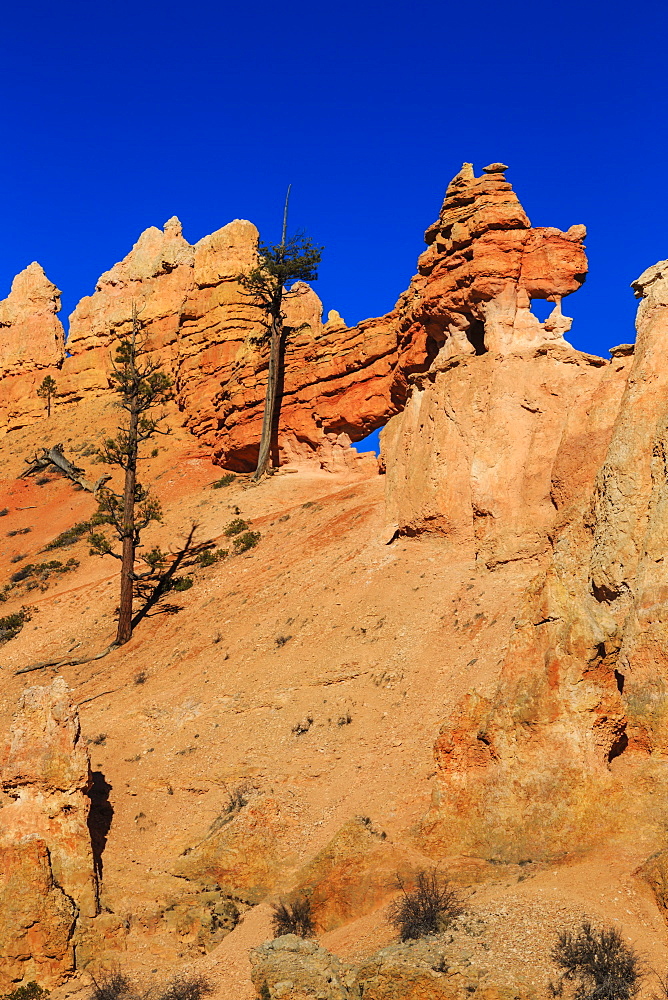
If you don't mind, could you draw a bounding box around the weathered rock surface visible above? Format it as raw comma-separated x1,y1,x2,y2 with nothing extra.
0,677,98,987
416,255,668,862
0,163,586,476
250,934,534,1000
0,263,64,374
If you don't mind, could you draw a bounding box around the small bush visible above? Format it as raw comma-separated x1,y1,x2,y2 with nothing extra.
0,606,32,643
388,870,463,941
275,634,291,647
7,527,31,537
551,922,643,1000
171,576,193,592
2,983,50,1000
44,519,95,550
233,530,261,553
10,558,79,588
88,972,133,1000
156,976,214,1000
212,474,236,489
0,508,8,517
196,548,228,567
36,477,51,486
134,671,148,685
224,517,249,536
271,896,315,938
226,784,249,813
0,584,13,603
10,553,27,564
89,972,212,1000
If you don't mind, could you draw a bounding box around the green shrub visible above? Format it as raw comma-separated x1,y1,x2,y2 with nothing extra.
2,982,50,1000
6,527,31,537
10,558,79,589
171,576,193,592
44,520,95,550
196,548,228,567
0,508,8,517
233,530,260,553
0,606,33,643
212,473,236,489
224,518,249,536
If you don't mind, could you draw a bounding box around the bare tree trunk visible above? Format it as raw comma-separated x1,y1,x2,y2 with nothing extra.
253,301,283,482
116,406,139,645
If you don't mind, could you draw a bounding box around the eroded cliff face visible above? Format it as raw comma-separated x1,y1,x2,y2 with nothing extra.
5,163,668,996
0,678,98,988
412,257,668,863
0,162,587,475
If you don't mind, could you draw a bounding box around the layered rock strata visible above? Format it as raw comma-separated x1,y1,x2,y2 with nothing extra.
416,260,668,862
0,677,98,988
0,163,586,473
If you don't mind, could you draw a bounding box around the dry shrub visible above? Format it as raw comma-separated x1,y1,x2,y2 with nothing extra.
271,896,315,938
387,869,463,941
551,922,644,1000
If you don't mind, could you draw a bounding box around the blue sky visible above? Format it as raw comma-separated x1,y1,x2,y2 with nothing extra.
2,0,666,452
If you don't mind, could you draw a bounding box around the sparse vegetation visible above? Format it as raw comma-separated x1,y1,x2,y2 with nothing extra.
134,670,148,685
196,547,228,567
0,508,8,517
10,558,79,590
0,606,33,644
37,374,57,417
387,870,463,941
91,733,107,745
275,634,291,647
170,576,193,592
270,896,315,938
2,983,50,1000
233,530,261,553
10,553,27,563
551,922,643,1000
44,519,97,550
224,517,249,536
88,971,213,1000
7,527,31,536
88,303,172,645
238,190,322,481
212,473,236,488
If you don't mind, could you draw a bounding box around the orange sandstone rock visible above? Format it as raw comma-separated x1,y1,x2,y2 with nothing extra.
0,677,98,987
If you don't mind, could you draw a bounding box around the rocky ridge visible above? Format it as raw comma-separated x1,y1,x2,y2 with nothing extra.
3,164,668,1000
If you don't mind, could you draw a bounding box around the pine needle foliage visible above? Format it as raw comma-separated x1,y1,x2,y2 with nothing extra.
237,188,323,481
88,305,172,644
37,375,57,417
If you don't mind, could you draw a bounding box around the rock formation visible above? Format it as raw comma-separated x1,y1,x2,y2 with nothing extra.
0,677,98,988
0,162,586,475
412,254,668,863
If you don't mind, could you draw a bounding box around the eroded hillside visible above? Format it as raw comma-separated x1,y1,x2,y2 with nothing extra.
2,164,668,1000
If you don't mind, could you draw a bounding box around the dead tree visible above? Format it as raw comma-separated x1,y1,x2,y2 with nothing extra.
20,444,111,495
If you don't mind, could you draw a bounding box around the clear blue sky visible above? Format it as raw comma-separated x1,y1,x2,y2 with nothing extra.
2,0,666,452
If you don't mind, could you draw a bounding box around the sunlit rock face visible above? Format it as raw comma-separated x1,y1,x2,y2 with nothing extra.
0,678,98,988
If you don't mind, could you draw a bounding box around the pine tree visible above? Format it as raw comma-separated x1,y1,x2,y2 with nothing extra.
89,305,172,645
37,374,57,417
238,187,322,481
